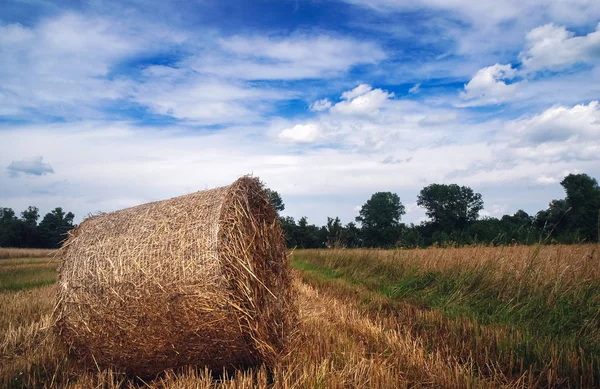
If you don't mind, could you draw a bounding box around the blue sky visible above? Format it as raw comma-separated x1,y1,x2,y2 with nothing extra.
1,0,600,225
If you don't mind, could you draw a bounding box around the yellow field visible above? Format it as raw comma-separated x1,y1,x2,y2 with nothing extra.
0,248,56,260
1,245,599,388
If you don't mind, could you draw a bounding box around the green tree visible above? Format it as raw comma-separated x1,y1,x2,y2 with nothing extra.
0,207,21,247
417,184,484,232
39,207,75,248
21,206,40,226
341,222,362,248
560,173,600,242
325,217,343,248
264,188,285,214
535,199,571,240
356,192,405,247
296,217,323,248
278,216,298,247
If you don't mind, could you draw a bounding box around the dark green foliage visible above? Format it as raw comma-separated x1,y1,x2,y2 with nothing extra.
3,172,599,249
0,206,75,248
325,217,343,248
560,173,600,242
356,192,405,247
38,207,75,248
417,183,484,231
265,188,285,214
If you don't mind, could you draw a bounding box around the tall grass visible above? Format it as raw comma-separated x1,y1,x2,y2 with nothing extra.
2,245,599,388
0,248,55,260
0,258,58,292
0,282,518,389
293,245,600,387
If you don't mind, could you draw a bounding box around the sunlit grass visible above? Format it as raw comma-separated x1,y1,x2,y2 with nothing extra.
0,248,55,260
2,245,599,388
0,257,58,292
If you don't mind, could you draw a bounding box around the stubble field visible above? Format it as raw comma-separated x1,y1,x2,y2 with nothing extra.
1,245,599,388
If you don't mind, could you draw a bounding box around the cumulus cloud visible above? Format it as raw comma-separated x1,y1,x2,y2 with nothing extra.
7,157,54,177
520,23,600,72
332,85,394,115
494,101,600,166
277,84,464,150
502,101,600,146
460,64,522,105
341,84,373,100
310,99,332,112
278,123,322,143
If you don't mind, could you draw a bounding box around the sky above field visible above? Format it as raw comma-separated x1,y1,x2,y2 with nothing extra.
1,0,600,225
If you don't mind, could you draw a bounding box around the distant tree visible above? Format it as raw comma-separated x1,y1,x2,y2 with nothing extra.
19,206,42,247
356,192,405,247
0,208,16,222
561,173,600,242
39,207,75,248
296,217,323,248
0,207,21,247
342,222,362,248
417,184,484,232
398,223,421,248
266,189,285,214
278,216,298,247
501,209,533,225
325,217,343,248
21,206,40,226
535,199,571,240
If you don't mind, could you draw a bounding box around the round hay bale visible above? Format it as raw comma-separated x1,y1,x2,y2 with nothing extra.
54,176,297,376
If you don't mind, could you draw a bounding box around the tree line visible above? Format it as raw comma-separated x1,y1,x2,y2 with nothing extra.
270,173,600,248
1,172,598,249
0,207,75,248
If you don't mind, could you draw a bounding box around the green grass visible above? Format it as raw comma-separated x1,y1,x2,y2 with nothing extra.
0,257,58,292
292,249,600,387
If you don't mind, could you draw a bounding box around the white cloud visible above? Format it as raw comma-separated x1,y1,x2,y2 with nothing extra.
193,35,385,80
536,175,559,185
132,66,289,124
278,124,322,143
341,84,373,100
520,23,600,72
342,0,600,28
278,85,465,150
460,64,522,105
480,204,506,219
502,101,600,148
408,83,421,94
0,12,184,119
332,85,394,115
7,157,54,177
310,99,332,112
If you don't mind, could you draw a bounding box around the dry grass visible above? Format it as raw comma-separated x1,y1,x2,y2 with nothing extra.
0,249,55,260
2,245,599,388
1,280,523,389
0,258,58,292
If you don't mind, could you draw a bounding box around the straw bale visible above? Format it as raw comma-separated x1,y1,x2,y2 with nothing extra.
54,176,297,376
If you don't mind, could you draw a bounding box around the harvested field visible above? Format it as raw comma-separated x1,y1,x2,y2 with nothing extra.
1,245,600,388
0,249,55,260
